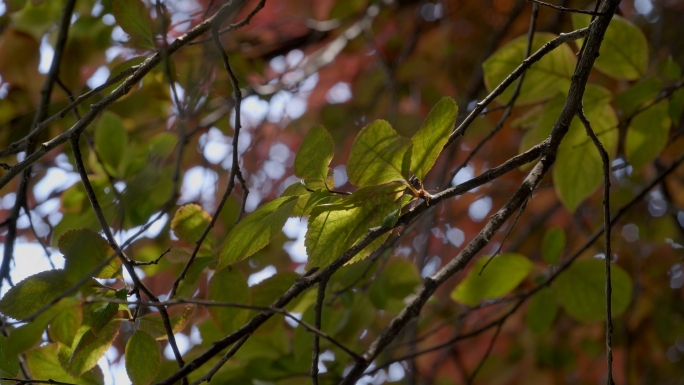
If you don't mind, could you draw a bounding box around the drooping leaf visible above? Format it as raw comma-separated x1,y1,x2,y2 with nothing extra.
483,33,576,105
553,99,618,212
526,286,558,334
410,97,458,181
572,14,648,80
0,269,72,320
95,111,128,172
58,321,121,377
294,125,335,185
48,304,83,347
218,196,298,270
306,182,406,266
137,304,195,340
616,77,664,116
0,336,20,378
59,229,122,282
26,344,104,385
171,204,213,249
625,99,671,170
125,330,161,385
451,253,534,306
112,0,155,49
542,227,565,265
6,298,79,357
346,120,412,187
208,268,250,334
556,259,632,322
90,288,128,336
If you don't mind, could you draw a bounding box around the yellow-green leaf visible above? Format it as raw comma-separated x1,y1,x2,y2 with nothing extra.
483,33,576,105
410,97,458,181
616,77,664,116
294,125,335,185
7,298,79,357
625,99,671,169
137,304,195,340
95,111,128,172
0,336,20,378
208,268,250,334
59,229,122,282
112,0,155,50
171,204,213,249
347,120,412,187
451,253,533,306
671,88,684,126
218,196,298,270
125,330,161,385
27,344,104,385
90,288,128,336
0,269,72,320
572,14,647,80
556,259,632,322
526,286,558,334
48,304,83,347
542,226,565,265
58,321,120,377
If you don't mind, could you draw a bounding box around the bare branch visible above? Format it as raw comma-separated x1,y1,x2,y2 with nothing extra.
188,335,250,385
311,277,329,385
466,323,503,385
527,0,606,16
131,247,173,266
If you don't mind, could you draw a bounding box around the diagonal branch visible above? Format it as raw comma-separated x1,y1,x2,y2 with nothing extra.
188,335,250,385
527,0,606,16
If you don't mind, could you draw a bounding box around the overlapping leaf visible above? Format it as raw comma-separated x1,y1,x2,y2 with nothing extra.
0,269,72,320
410,97,458,181
58,229,122,282
171,204,213,249
58,321,121,377
294,125,335,186
208,268,250,334
27,344,104,385
625,99,671,169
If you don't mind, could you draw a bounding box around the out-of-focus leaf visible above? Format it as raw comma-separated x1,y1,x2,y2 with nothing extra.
176,257,214,298
58,321,120,377
5,0,27,14
0,269,72,320
369,259,421,312
616,77,664,116
526,286,558,334
208,268,250,334
347,120,412,187
59,229,122,282
625,100,671,169
125,330,161,385
410,97,458,181
669,88,684,126
306,183,405,266
48,304,82,347
542,227,565,265
112,0,155,49
556,259,632,322
294,125,335,185
572,14,647,80
137,304,195,340
6,298,79,357
451,253,533,306
483,33,576,105
26,344,104,385
95,111,128,172
661,56,682,82
171,204,213,249
0,336,20,378
218,197,298,270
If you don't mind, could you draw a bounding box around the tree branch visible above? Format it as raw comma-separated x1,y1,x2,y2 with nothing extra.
311,277,329,385
188,335,250,385
527,0,606,16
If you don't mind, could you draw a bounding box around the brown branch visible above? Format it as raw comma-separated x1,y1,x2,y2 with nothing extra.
131,247,173,266
577,107,614,385
0,379,77,385
311,277,329,385
190,0,266,46
527,0,606,16
466,323,503,385
188,335,250,385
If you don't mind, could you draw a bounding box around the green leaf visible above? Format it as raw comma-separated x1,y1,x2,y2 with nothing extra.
294,125,335,185
95,111,128,172
59,229,122,282
556,259,633,322
208,268,250,334
176,257,214,298
542,227,565,265
661,56,682,82
625,99,671,170
48,304,83,347
526,286,558,334
301,189,333,214
58,321,121,377
410,97,458,181
346,120,412,187
125,330,161,385
26,344,104,385
281,180,311,217
616,77,664,116
6,298,79,357
572,14,647,80
251,272,300,307
671,88,684,126
483,33,576,105
112,0,155,49
306,182,406,267
218,196,298,270
0,336,20,378
304,169,335,191
171,204,213,249
451,253,533,306
369,259,421,312
90,288,128,336
137,304,195,340
0,269,72,320
553,99,618,212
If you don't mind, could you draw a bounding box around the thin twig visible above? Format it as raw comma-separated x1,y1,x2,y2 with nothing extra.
132,247,173,266
311,277,329,385
0,379,77,385
466,323,502,385
527,0,605,16
188,335,250,385
190,0,266,46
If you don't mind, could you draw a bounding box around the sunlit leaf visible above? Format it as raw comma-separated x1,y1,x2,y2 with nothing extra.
347,120,412,187
0,269,72,320
48,304,82,347
294,125,335,185
572,14,648,80
410,97,458,182
625,99,671,170
218,197,298,270
556,259,632,322
59,229,122,282
95,111,128,172
90,288,128,336
483,33,576,105
526,286,558,334
125,330,161,385
58,321,121,377
26,344,104,385
542,227,565,265
451,253,533,306
171,204,213,249
137,304,195,340
208,268,250,334
112,0,155,49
